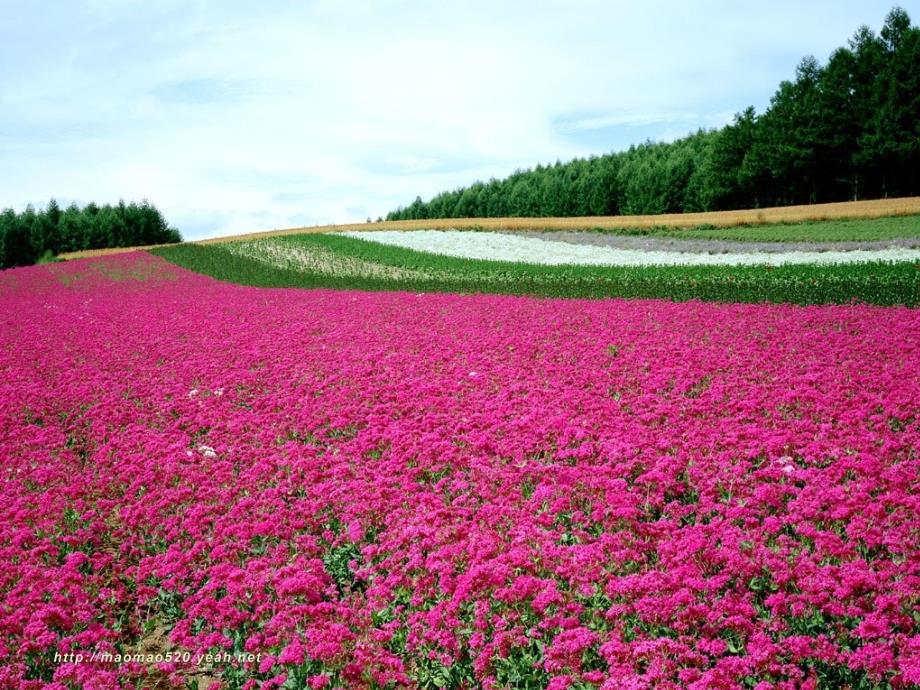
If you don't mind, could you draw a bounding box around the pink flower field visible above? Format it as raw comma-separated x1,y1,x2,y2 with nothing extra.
1,252,918,690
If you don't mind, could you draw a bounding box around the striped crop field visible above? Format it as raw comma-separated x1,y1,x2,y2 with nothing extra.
57,198,920,261
2,251,919,689
58,213,920,263
8,4,920,688
151,220,920,305
20,200,920,689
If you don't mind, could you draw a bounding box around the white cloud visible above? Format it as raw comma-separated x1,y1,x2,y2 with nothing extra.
0,0,914,239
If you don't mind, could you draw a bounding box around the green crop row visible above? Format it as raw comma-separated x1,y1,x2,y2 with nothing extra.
151,233,920,306
574,214,920,242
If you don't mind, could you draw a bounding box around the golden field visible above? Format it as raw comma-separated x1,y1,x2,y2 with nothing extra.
58,244,177,259
59,196,920,259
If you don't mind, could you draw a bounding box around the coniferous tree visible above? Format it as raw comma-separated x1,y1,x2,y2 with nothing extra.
0,199,181,269
2,209,32,267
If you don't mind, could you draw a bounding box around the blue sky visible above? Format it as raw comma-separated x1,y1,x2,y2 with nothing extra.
1,1,915,239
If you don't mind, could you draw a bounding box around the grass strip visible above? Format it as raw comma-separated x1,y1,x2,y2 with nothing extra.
525,214,920,242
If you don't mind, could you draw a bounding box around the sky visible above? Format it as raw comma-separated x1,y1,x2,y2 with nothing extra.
1,1,916,240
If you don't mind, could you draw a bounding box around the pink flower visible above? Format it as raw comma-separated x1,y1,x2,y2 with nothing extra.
547,675,573,690
2,252,917,690
278,640,305,665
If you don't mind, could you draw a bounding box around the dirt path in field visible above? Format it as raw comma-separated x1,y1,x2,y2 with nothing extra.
501,230,920,254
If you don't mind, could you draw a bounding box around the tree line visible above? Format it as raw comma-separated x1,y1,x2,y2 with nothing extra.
0,200,182,269
387,7,920,221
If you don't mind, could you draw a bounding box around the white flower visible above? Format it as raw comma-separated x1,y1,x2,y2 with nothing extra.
188,388,199,398
213,387,224,397
198,445,217,458
341,230,920,267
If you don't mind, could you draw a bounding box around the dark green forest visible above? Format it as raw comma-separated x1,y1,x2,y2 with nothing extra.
0,200,181,269
388,7,920,221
